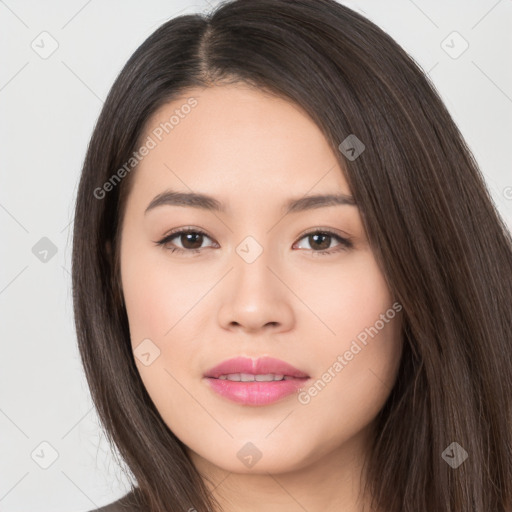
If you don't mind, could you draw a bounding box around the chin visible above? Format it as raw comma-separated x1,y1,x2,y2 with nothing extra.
186,436,317,475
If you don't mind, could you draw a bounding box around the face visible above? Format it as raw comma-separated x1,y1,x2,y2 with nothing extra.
119,83,403,476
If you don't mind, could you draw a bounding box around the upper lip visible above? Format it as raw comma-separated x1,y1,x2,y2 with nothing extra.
204,356,309,379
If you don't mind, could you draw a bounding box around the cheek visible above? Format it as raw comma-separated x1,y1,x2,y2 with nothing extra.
120,241,205,344
301,248,396,343
120,245,200,415
120,241,211,400
301,249,402,416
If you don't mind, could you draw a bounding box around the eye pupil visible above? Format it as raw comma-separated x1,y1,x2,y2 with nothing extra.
182,233,203,249
310,233,330,250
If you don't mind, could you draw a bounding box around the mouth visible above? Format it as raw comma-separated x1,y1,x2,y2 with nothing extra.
203,356,310,406
214,373,301,381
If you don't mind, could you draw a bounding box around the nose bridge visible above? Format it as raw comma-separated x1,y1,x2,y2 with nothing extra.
235,233,267,266
216,232,294,332
232,233,276,297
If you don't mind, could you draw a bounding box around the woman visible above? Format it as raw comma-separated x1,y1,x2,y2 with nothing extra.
72,0,512,511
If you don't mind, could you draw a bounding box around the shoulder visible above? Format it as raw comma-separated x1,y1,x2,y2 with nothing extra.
86,488,141,512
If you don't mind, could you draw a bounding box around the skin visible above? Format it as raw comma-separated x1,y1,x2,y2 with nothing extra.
119,83,403,512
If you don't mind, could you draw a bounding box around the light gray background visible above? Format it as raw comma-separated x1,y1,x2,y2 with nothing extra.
1,0,511,510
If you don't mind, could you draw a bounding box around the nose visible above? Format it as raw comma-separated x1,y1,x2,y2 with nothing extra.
217,246,294,334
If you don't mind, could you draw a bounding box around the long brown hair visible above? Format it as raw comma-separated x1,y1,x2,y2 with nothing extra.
72,1,512,510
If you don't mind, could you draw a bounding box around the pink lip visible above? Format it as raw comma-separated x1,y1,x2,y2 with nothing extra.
203,356,310,406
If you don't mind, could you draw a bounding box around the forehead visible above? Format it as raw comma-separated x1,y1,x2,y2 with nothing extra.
129,84,351,207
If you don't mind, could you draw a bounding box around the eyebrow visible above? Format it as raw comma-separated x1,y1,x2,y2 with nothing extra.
144,189,356,216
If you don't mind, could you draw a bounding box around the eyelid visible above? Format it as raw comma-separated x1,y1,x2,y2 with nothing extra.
293,227,354,253
155,226,217,248
154,226,353,255
296,226,352,241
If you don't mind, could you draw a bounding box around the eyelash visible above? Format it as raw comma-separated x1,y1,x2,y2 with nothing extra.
154,227,353,257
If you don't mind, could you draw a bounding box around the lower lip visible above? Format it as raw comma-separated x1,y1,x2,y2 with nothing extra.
204,377,310,406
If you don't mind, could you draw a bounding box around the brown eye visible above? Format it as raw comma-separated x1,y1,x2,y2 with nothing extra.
294,230,353,256
306,233,332,251
155,228,352,256
178,232,205,250
155,228,216,254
